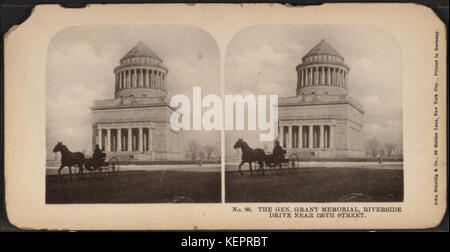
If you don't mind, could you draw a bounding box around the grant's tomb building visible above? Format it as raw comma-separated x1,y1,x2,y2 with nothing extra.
278,40,365,157
91,42,183,160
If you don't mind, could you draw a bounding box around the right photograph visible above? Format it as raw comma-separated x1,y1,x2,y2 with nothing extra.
225,25,404,202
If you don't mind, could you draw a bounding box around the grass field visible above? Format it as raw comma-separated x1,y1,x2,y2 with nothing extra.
46,170,221,204
226,167,403,202
47,165,403,204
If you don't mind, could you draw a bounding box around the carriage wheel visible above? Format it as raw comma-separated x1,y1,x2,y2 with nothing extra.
287,153,299,174
108,157,120,175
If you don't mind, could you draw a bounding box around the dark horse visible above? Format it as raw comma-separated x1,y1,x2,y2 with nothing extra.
53,142,85,177
233,138,265,176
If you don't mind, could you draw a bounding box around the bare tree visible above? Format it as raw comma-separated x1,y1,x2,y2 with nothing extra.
378,147,386,158
187,139,200,160
384,143,396,157
203,145,216,160
393,142,403,158
198,149,205,160
365,137,380,157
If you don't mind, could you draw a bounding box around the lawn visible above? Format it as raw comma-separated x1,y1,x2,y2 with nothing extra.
46,170,221,204
226,167,403,202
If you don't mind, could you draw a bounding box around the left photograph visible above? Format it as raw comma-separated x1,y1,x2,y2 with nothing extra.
46,26,221,203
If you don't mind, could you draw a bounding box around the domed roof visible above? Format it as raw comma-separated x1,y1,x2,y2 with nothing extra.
121,41,162,61
303,39,343,59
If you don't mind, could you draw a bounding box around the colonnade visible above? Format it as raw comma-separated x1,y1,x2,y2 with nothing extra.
97,127,153,153
115,68,166,92
279,124,334,149
297,66,347,89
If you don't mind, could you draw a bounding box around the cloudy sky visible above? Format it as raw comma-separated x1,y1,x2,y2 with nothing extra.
46,25,220,158
224,25,403,155
46,25,402,159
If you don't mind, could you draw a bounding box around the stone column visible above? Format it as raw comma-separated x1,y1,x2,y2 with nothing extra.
128,128,132,152
158,71,161,89
309,125,313,149
300,69,304,87
122,71,126,89
329,68,333,86
150,69,155,88
312,67,316,85
309,68,312,86
149,127,153,152
142,128,147,151
144,69,148,88
119,72,122,89
344,72,347,89
288,126,292,148
114,73,118,92
139,69,142,87
338,69,341,87
336,69,339,87
330,125,334,149
321,67,325,85
334,68,337,86
316,67,320,85
318,67,321,85
130,70,133,88
149,70,152,88
117,128,122,152
300,69,303,87
163,74,166,90
138,128,143,152
327,67,331,86
97,128,102,146
127,70,131,88
305,69,308,86
320,125,324,149
298,125,303,149
279,125,284,147
123,71,126,89
106,128,110,152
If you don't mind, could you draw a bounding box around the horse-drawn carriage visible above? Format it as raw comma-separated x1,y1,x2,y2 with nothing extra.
233,138,299,176
263,151,299,175
84,154,120,175
53,142,120,178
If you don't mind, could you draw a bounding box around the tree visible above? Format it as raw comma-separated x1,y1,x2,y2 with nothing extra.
384,143,396,157
365,137,380,157
187,139,200,160
393,142,403,158
203,145,216,159
198,150,206,160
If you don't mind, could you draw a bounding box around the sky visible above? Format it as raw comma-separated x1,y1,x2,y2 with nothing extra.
224,25,403,156
46,25,220,158
46,25,403,159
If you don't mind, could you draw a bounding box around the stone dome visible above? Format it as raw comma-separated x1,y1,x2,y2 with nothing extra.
113,42,168,100
120,41,162,63
302,39,343,61
296,40,349,96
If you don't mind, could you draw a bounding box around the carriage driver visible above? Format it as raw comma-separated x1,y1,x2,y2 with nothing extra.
93,144,106,165
273,140,285,166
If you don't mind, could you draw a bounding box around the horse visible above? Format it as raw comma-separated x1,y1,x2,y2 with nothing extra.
233,138,265,176
53,142,85,177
